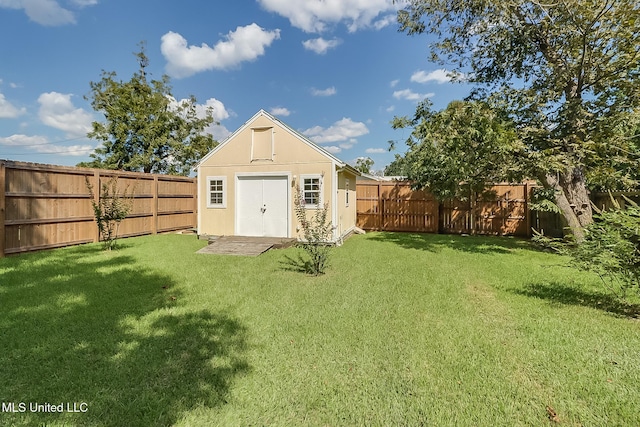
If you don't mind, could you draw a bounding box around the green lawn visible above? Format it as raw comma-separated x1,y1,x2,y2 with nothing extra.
1,232,639,426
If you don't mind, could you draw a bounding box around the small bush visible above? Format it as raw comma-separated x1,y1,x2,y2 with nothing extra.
534,195,640,299
86,177,133,251
570,196,640,298
294,185,334,275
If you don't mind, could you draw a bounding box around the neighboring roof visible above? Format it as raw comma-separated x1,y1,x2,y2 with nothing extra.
357,173,407,182
196,109,360,176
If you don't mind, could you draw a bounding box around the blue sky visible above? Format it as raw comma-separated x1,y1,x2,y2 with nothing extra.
0,0,472,172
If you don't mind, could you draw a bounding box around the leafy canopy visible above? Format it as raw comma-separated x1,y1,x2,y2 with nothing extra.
571,197,640,298
394,0,640,238
354,157,374,175
80,46,218,175
391,100,523,200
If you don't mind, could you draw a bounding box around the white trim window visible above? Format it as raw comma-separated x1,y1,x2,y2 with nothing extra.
345,178,350,207
207,176,227,208
301,175,322,208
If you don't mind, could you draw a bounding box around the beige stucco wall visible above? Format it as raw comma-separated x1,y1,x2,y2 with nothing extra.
198,113,356,240
336,169,358,237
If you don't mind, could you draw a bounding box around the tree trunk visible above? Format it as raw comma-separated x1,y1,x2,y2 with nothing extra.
543,167,593,243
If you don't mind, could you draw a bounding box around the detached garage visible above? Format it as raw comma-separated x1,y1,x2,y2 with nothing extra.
196,109,359,242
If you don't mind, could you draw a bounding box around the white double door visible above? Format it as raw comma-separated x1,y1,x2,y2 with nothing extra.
236,175,289,237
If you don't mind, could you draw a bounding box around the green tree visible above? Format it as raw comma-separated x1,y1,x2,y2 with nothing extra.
384,154,410,177
569,196,640,299
392,100,523,200
587,119,640,192
395,0,640,241
80,46,218,175
354,157,374,174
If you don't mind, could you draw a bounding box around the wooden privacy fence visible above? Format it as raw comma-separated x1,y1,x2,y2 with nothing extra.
0,160,197,257
357,183,440,233
357,181,532,236
591,191,640,212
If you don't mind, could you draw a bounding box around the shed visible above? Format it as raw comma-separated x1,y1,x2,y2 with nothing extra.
196,109,359,242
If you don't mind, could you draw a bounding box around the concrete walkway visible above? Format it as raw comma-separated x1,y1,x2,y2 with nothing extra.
196,236,297,256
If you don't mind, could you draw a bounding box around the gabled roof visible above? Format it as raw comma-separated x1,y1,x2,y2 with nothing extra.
196,109,360,176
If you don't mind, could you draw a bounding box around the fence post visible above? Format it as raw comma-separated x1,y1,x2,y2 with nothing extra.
0,162,5,258
192,177,198,230
377,182,383,230
152,175,158,235
524,182,531,237
92,171,100,243
431,194,440,234
470,189,476,235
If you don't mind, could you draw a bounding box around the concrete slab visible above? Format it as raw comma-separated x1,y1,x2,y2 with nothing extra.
196,236,296,256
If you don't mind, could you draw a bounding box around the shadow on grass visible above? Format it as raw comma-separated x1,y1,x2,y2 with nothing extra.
0,244,249,427
366,231,532,254
280,253,309,274
512,281,640,318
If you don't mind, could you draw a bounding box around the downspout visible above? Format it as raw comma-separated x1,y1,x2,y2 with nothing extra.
196,167,202,236
332,161,339,242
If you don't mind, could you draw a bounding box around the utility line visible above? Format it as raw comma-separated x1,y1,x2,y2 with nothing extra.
0,135,90,147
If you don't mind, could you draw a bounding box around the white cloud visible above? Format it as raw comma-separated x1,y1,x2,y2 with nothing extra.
69,0,97,6
208,124,232,141
311,86,337,97
365,148,387,154
198,97,230,122
199,98,231,140
168,96,230,122
34,143,95,156
0,92,26,118
393,89,434,102
390,79,399,88
38,92,93,137
270,107,291,116
257,0,396,33
411,69,463,84
324,146,341,154
0,134,95,156
0,0,97,26
339,139,357,150
0,134,48,146
303,118,369,144
386,105,395,112
373,14,396,30
161,24,281,78
302,37,342,54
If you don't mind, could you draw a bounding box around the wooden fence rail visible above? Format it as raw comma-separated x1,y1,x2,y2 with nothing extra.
357,182,532,236
357,181,640,237
0,160,197,257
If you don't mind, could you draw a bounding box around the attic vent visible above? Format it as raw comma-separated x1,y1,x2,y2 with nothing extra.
251,127,274,161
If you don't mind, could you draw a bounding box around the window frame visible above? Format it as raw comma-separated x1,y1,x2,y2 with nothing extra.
206,176,227,208
300,174,322,209
345,178,350,207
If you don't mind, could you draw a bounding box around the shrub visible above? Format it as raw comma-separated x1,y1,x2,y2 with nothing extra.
86,177,133,251
570,196,640,299
293,185,334,275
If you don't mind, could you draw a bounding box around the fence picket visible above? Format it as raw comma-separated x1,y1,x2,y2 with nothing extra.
357,182,533,237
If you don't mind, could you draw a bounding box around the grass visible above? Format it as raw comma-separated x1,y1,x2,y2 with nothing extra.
1,232,639,426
